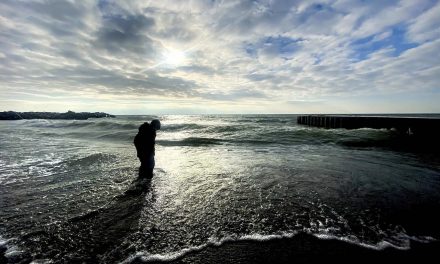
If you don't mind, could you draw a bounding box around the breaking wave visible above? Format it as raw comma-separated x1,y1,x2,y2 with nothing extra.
121,232,436,263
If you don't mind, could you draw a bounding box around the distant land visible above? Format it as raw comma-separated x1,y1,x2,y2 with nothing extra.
0,111,115,120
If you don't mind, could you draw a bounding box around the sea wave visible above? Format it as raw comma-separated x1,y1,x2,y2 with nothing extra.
157,137,223,147
66,153,117,167
17,117,399,148
96,131,135,142
161,123,207,131
0,235,26,264
156,127,394,147
204,125,247,133
121,231,437,263
23,119,139,131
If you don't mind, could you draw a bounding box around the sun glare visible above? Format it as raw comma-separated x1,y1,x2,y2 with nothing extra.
164,49,186,66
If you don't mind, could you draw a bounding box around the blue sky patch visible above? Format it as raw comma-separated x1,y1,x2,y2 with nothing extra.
351,26,418,61
244,36,302,60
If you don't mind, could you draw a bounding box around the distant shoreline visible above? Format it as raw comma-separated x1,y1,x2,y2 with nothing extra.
0,111,115,120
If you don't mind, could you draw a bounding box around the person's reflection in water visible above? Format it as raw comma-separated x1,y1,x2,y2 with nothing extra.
134,119,161,178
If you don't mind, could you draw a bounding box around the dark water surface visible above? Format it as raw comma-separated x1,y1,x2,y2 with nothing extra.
1,115,440,263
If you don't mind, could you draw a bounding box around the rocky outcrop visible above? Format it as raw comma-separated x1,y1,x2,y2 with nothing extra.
0,111,115,120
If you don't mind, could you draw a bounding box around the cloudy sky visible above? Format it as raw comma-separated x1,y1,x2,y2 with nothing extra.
1,0,439,114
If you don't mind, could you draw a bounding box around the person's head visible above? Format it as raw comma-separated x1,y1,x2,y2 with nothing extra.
151,119,161,131
138,122,149,132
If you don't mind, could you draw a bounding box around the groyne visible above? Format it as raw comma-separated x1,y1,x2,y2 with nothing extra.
297,115,440,137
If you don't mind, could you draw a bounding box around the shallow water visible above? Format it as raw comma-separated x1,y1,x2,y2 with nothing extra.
1,115,440,263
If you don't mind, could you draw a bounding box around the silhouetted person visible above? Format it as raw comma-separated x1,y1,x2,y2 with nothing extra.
134,119,161,178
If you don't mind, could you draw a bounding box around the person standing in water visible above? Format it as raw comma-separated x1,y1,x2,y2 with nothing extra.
134,119,161,177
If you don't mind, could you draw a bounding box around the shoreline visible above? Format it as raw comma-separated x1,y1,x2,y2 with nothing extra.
135,232,439,264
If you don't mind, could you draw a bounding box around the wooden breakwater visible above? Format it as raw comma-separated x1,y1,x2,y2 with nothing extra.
297,115,440,136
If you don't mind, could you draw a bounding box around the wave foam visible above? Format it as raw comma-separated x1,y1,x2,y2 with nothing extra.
121,231,437,263
0,235,27,263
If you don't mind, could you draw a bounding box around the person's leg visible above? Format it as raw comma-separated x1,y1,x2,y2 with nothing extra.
138,154,155,178
138,160,148,178
146,154,155,178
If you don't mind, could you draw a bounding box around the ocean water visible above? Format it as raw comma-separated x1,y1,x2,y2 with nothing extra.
1,115,440,263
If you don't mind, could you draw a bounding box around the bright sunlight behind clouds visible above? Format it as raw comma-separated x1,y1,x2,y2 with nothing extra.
1,0,439,114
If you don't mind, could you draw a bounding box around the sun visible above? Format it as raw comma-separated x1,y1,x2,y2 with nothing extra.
163,49,186,66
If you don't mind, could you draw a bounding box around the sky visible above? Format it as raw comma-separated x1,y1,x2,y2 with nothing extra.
1,0,440,114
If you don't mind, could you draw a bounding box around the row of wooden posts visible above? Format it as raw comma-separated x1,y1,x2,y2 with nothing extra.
297,115,440,136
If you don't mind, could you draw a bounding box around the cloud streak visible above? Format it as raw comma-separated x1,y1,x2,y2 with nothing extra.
0,0,439,113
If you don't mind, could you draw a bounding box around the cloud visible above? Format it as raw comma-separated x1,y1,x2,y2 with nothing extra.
95,14,156,54
407,1,440,43
0,0,439,113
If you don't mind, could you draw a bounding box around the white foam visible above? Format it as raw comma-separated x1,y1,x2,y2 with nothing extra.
121,231,438,263
312,231,436,251
0,235,28,262
240,231,298,241
0,235,8,247
122,243,207,263
120,232,307,263
4,245,23,258
30,259,54,264
121,235,257,263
